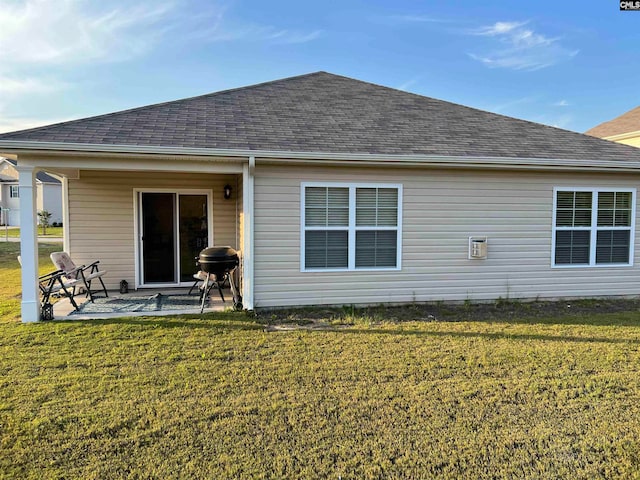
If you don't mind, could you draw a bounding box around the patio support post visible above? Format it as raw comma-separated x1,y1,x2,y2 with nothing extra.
17,164,40,322
61,176,71,253
242,156,255,310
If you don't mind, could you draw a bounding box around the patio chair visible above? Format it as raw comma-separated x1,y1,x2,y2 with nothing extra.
17,256,81,316
50,251,108,302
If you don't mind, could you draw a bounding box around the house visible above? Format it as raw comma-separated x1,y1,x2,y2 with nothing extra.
3,71,640,323
586,105,640,147
0,157,62,226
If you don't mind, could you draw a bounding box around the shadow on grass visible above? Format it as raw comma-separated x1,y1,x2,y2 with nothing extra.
336,327,640,345
261,301,640,328
57,312,264,332
478,311,640,328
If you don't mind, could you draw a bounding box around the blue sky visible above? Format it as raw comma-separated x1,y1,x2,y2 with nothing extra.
1,0,638,134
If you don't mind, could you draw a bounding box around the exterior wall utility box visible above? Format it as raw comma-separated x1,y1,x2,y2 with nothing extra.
468,236,488,260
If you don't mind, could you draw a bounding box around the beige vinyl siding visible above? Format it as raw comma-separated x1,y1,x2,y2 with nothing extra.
254,164,640,308
67,170,240,289
622,137,640,148
611,135,640,148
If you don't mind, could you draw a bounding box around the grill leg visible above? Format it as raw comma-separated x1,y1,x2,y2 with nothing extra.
216,276,226,303
200,276,209,314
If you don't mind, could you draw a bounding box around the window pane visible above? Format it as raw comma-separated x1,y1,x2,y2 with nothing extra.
327,188,348,226
377,208,398,226
356,187,398,227
378,189,398,208
328,208,349,226
328,187,348,206
305,207,326,226
556,191,592,227
356,188,377,226
574,209,592,227
598,192,631,227
356,208,377,226
575,192,592,208
596,230,630,264
598,192,615,209
615,210,631,227
305,187,326,207
305,187,348,227
597,209,614,227
616,192,632,209
556,191,574,209
305,231,348,268
356,188,376,208
556,210,573,227
555,230,590,265
356,230,397,268
305,187,327,227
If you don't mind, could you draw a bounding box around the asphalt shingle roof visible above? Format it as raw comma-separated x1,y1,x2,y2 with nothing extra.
586,105,640,139
2,71,640,162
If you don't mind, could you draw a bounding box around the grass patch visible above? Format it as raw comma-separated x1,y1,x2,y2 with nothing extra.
0,226,63,238
3,244,640,478
0,242,62,322
2,315,640,477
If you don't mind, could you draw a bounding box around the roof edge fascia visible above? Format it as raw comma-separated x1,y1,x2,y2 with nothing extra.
1,140,640,172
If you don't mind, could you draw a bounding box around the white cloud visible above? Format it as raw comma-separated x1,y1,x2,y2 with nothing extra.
468,20,577,71
267,29,323,44
0,0,175,66
186,12,323,45
0,1,324,132
396,78,419,91
553,100,570,107
475,21,527,36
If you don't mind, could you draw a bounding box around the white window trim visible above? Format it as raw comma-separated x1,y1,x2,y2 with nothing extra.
551,187,636,268
300,182,403,272
9,185,19,198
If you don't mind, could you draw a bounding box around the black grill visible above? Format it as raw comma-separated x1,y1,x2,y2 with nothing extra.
196,246,242,312
198,246,239,276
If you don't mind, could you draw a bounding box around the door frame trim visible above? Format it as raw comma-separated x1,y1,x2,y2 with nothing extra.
133,188,214,289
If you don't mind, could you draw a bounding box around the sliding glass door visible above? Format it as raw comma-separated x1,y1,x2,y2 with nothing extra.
138,191,211,286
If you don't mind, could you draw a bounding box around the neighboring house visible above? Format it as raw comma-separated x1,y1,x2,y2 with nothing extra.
586,105,640,147
0,157,62,226
4,71,640,322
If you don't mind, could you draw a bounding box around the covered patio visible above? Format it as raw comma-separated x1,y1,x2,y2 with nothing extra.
8,150,256,322
51,286,236,320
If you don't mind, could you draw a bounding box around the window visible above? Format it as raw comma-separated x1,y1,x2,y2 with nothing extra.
553,188,635,267
9,185,19,198
302,183,402,271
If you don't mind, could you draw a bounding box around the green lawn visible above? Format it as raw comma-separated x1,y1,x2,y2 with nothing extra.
0,243,62,321
2,243,640,478
1,226,63,238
